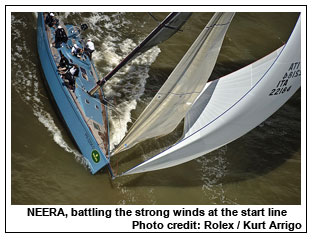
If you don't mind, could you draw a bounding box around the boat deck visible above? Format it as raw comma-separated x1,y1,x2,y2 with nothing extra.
43,13,109,156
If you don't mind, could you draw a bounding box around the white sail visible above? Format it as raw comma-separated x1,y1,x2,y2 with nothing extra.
113,12,235,155
121,15,301,176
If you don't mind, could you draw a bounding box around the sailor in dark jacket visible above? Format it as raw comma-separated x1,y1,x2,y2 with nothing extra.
54,26,63,47
58,53,70,72
45,12,55,27
54,26,68,47
61,28,68,43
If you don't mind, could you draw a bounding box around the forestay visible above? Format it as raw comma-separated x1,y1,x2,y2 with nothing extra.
113,12,235,155
121,15,301,175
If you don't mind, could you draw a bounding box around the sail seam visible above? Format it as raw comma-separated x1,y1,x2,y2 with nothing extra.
206,22,232,29
158,91,202,96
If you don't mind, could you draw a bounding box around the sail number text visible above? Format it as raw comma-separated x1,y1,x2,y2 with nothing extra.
269,62,300,96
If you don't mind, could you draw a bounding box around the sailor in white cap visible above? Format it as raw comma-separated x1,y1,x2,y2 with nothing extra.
45,12,56,27
54,24,67,48
84,38,95,59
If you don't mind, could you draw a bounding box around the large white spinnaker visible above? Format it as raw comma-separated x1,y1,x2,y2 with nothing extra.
113,12,236,155
121,15,301,176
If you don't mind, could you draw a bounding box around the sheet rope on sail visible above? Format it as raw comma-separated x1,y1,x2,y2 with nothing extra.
113,12,236,156
117,14,301,177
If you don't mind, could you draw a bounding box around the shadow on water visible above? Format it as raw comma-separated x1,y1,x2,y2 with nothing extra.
114,89,301,188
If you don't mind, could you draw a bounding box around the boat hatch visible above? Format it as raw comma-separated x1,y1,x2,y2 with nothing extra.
77,90,104,125
80,67,89,81
93,122,100,130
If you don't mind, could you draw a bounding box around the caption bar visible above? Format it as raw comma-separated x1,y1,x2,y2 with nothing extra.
26,206,305,232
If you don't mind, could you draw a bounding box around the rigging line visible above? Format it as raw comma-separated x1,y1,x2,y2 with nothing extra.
164,24,183,32
102,97,139,123
148,13,160,23
108,102,133,120
109,158,119,177
205,21,232,29
144,88,160,93
100,95,136,119
73,81,139,124
36,92,49,100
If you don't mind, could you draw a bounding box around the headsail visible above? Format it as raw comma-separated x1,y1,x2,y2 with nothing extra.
113,12,235,155
88,12,192,95
121,15,301,176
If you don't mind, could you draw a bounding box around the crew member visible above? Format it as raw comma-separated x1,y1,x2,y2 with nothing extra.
45,12,57,28
84,39,95,59
58,52,70,73
64,64,79,90
54,25,67,48
71,44,83,57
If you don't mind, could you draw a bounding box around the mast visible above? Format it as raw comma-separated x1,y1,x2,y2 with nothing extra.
88,12,183,96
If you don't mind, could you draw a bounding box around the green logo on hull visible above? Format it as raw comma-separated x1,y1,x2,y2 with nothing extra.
91,150,100,163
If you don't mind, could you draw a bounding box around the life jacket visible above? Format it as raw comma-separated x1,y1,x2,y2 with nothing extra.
59,56,69,68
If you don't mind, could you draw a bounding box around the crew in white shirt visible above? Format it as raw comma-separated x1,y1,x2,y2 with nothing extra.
85,39,95,59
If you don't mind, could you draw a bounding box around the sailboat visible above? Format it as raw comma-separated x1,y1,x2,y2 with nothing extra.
37,12,192,175
38,12,301,178
112,13,301,177
37,12,111,174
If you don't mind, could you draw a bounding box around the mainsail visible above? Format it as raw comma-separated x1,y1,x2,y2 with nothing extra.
129,12,193,60
120,15,301,176
113,12,235,155
88,12,192,95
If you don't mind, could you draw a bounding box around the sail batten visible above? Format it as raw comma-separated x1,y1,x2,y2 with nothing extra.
121,15,301,176
113,12,235,155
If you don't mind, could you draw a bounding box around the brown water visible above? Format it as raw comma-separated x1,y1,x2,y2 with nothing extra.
11,12,301,205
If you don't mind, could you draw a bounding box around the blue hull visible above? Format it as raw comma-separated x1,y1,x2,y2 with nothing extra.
37,13,110,174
